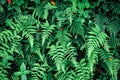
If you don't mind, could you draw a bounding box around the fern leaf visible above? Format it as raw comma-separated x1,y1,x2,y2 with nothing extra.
55,29,71,46
99,49,113,76
86,25,107,59
112,59,120,80
75,58,91,80
65,42,78,66
48,44,65,72
31,63,47,80
94,13,109,31
0,30,14,42
109,1,120,14
70,17,85,39
41,21,55,46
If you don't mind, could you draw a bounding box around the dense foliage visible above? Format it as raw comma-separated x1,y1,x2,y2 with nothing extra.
0,0,120,80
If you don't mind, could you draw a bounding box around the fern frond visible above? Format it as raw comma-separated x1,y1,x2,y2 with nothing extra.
55,29,71,46
58,70,75,80
70,17,85,39
75,58,91,80
41,21,56,46
0,67,9,80
94,13,109,31
30,43,43,61
22,29,35,48
99,49,113,76
43,2,56,19
31,63,47,80
112,59,120,80
48,44,66,72
64,7,75,25
107,20,120,36
0,30,14,42
109,1,120,14
65,42,78,66
86,25,107,59
88,49,99,73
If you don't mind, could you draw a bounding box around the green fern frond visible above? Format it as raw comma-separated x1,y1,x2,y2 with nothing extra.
107,20,120,36
58,70,75,80
32,3,45,18
109,1,120,14
112,59,120,80
0,67,9,80
88,49,99,73
30,43,43,61
99,49,113,76
43,2,56,19
55,29,71,46
64,7,75,25
31,63,47,80
75,58,91,80
0,30,14,42
22,29,35,48
86,25,107,59
41,21,56,46
94,13,109,31
65,42,78,66
48,44,66,72
70,17,85,39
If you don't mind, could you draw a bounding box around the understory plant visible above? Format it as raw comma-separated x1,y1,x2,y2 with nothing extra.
0,0,120,80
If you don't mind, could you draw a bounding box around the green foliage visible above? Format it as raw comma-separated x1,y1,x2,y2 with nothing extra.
0,0,120,80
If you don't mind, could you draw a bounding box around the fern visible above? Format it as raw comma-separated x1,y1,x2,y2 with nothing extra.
41,20,56,46
70,17,85,39
64,7,75,25
112,59,120,80
94,13,109,31
88,49,99,73
65,42,78,66
75,58,91,80
31,62,48,80
99,49,113,77
55,29,71,46
0,0,120,80
85,25,108,59
58,70,75,80
48,43,66,72
43,2,56,19
109,1,120,14
0,30,14,42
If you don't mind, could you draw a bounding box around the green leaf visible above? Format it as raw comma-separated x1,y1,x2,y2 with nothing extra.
21,75,27,80
20,62,26,71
